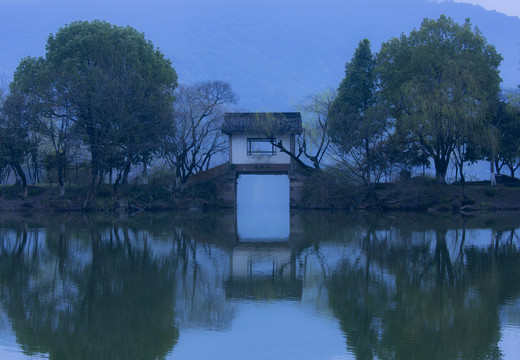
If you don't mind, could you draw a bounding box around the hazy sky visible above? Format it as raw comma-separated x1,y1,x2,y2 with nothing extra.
439,0,520,18
1,0,519,18
1,0,519,108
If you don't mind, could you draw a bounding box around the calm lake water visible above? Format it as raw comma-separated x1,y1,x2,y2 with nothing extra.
0,210,519,360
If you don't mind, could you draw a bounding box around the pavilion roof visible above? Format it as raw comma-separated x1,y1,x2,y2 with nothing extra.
222,112,302,135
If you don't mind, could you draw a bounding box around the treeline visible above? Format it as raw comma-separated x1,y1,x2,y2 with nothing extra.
0,21,236,208
288,16,520,195
1,16,520,209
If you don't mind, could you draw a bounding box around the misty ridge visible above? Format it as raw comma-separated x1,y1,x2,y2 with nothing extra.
1,0,519,110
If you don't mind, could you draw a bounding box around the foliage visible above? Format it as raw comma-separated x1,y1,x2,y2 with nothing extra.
0,91,37,198
296,90,334,170
124,184,172,205
300,169,358,209
484,188,496,197
16,20,178,208
383,131,430,175
147,165,174,189
493,91,520,177
9,56,81,196
329,39,390,189
181,181,217,201
378,15,502,183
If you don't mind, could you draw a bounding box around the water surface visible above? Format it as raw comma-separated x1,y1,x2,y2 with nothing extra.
0,211,519,360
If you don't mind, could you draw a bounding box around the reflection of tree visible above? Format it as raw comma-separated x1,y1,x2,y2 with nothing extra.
0,220,179,360
327,230,390,360
326,220,520,360
171,228,235,329
1,212,519,360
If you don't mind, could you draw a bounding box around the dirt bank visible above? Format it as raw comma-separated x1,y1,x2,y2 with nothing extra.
1,180,520,213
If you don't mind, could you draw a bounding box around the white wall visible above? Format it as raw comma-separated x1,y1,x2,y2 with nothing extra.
230,133,292,164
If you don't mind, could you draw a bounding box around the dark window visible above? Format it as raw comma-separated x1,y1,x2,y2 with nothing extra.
247,138,276,155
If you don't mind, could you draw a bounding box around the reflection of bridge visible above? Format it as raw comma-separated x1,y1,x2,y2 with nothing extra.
225,242,303,300
180,210,307,300
186,112,308,207
224,211,307,300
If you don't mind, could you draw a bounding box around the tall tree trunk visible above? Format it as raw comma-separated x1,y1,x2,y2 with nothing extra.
83,167,103,210
142,161,148,185
458,161,466,201
121,162,131,185
12,163,28,199
433,157,449,184
113,170,122,199
490,152,496,186
507,162,517,178
57,151,65,196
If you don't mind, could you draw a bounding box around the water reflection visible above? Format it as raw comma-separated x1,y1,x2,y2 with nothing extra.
0,217,179,360
236,175,290,241
0,212,519,360
226,241,302,300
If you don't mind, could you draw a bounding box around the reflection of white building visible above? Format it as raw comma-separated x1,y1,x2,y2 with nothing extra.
226,244,302,300
231,244,294,279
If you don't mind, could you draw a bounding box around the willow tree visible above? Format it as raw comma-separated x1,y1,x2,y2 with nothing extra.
297,90,334,170
251,92,334,172
378,16,502,183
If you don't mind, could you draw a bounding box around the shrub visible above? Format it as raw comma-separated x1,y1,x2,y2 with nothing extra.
300,170,355,209
399,169,411,181
125,184,171,203
484,188,496,197
462,197,476,206
148,166,173,188
182,181,217,201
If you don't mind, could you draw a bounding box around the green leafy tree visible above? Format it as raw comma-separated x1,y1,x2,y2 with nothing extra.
493,92,520,177
297,90,334,170
0,91,37,198
0,79,9,182
17,20,178,208
329,39,390,190
378,15,502,183
9,56,79,196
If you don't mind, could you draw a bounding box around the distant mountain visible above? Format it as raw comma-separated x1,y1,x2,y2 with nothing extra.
1,0,519,110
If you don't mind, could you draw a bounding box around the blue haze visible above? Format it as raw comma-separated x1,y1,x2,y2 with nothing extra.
0,0,519,111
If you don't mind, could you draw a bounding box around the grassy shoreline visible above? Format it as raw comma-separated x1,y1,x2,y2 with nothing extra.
1,178,520,213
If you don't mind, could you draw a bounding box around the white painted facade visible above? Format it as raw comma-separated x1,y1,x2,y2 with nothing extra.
230,133,292,165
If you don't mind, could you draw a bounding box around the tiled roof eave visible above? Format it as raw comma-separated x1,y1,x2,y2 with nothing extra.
222,112,303,135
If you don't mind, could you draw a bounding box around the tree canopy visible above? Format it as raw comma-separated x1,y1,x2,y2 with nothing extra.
329,39,390,187
378,15,502,183
9,20,178,207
